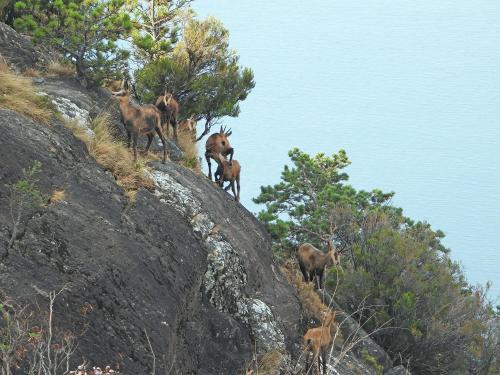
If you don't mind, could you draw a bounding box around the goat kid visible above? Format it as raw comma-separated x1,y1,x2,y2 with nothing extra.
214,153,241,202
155,90,179,140
297,241,340,289
112,90,167,163
178,114,197,139
205,125,234,181
304,310,336,375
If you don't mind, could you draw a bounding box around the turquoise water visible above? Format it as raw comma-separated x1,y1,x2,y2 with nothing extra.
194,0,500,299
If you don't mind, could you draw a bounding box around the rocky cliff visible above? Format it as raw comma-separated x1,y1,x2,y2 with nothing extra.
0,22,409,375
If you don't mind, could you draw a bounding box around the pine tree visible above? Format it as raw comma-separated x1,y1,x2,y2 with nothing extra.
134,15,255,140
14,0,133,85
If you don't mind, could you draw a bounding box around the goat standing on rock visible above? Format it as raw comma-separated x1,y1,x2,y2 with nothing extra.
304,310,336,375
178,115,197,139
297,241,340,289
205,126,234,181
155,90,179,140
214,153,241,202
112,90,167,163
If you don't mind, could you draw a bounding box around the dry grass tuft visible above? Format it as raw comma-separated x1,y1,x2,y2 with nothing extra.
23,68,43,77
46,59,75,77
68,114,155,200
0,59,10,72
177,130,200,172
256,351,285,375
244,351,290,375
0,64,54,123
48,189,65,204
281,262,329,321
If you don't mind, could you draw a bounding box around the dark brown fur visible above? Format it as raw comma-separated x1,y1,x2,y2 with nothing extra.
113,90,167,163
297,242,340,289
155,91,179,140
205,126,234,181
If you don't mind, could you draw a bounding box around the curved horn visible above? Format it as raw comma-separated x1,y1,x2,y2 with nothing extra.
225,128,232,136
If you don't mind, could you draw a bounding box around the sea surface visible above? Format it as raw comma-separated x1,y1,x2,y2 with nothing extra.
194,0,500,299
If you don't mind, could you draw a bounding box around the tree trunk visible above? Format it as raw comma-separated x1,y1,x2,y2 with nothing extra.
195,118,212,142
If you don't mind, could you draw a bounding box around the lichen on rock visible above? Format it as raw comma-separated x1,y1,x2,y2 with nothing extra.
242,298,285,352
149,165,286,353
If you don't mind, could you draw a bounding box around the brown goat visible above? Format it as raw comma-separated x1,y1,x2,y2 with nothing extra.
155,90,179,140
178,115,197,139
112,90,167,163
103,79,123,93
205,126,234,181
214,153,241,202
304,310,336,375
297,241,340,289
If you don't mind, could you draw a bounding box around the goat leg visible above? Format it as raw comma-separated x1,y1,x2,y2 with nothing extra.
155,126,167,164
132,133,138,162
205,153,212,180
172,116,178,140
126,130,131,148
215,169,222,186
299,263,309,282
230,181,238,201
145,133,153,154
236,175,240,202
165,116,171,138
322,348,328,375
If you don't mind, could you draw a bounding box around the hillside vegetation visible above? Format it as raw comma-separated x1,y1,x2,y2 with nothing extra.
0,1,499,374
254,148,500,374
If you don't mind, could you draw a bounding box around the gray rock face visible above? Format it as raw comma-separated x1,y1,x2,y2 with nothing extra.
148,163,292,353
385,365,412,375
0,21,400,375
0,22,51,72
0,109,301,374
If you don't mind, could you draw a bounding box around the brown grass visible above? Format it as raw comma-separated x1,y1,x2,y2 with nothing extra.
0,59,9,71
282,261,344,349
177,130,200,172
23,68,43,77
0,64,54,123
46,59,75,77
281,261,329,321
256,351,285,375
48,189,65,204
67,114,155,200
244,351,286,375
